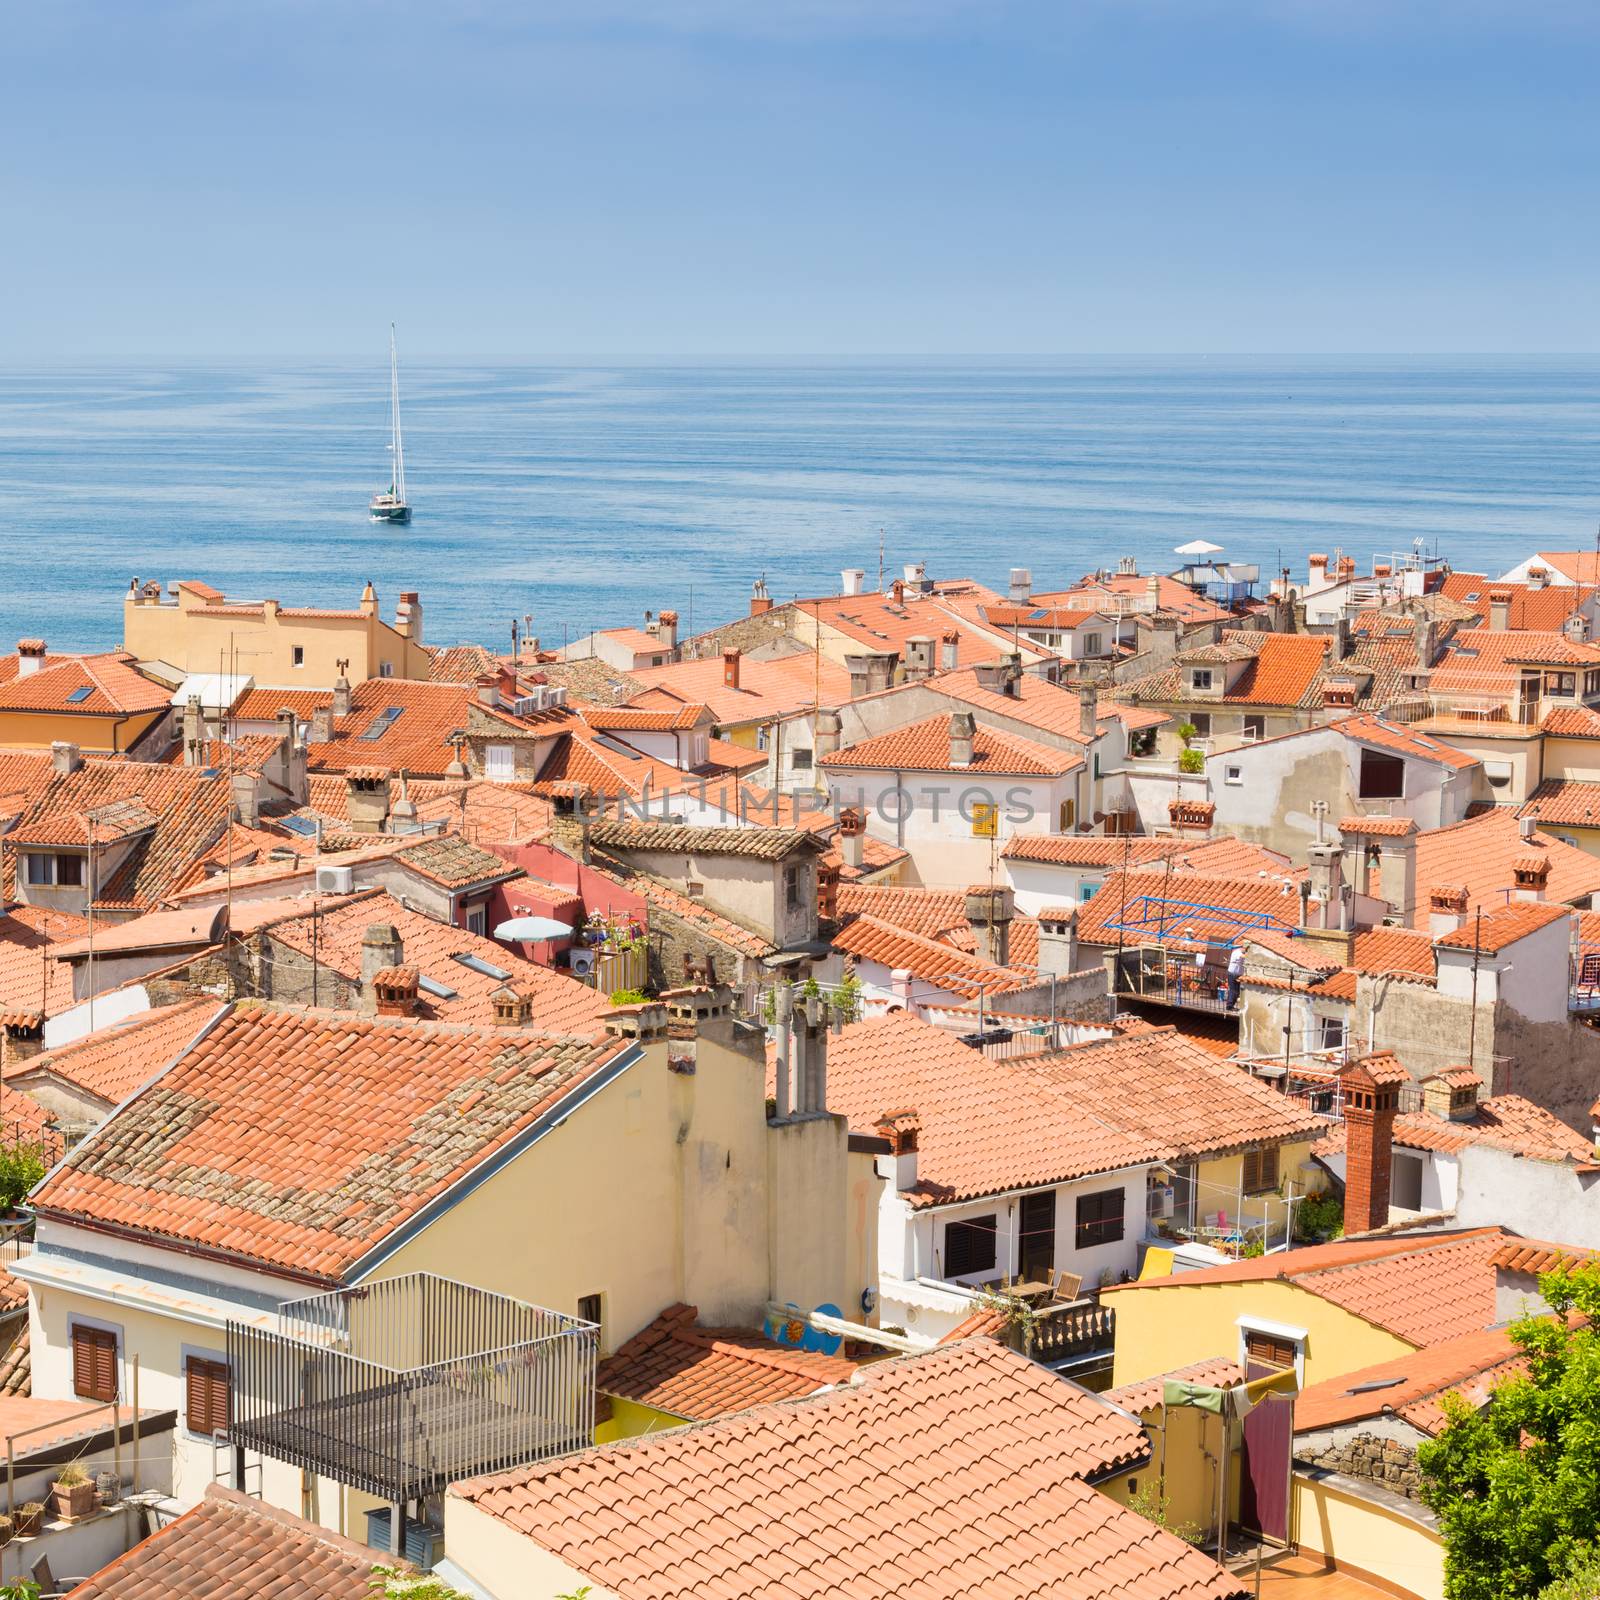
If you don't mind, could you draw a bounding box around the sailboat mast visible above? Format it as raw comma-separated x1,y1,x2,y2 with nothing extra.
390,323,406,503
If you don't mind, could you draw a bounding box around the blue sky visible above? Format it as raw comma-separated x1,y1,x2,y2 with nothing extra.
5,0,1597,355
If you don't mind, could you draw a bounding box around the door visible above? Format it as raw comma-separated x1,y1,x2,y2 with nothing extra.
1018,1191,1056,1283
1239,1353,1294,1544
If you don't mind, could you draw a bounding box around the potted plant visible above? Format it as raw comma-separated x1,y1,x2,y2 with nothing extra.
14,1502,44,1538
49,1462,94,1521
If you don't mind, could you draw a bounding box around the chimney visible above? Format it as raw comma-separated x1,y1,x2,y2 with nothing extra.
1008,568,1033,603
394,590,422,642
231,770,261,829
1309,553,1328,587
0,1015,45,1067
1384,834,1419,921
771,982,795,1116
51,741,82,776
1338,1055,1400,1233
1076,678,1098,736
346,768,391,834
1565,612,1589,645
603,1000,668,1040
1414,614,1437,669
274,707,309,807
1528,565,1550,589
723,648,741,690
331,674,353,719
940,631,960,672
844,651,897,698
1373,562,1393,580
16,640,45,678
1489,588,1513,631
1336,616,1354,660
889,578,905,605
750,578,773,617
475,671,502,710
372,965,420,1018
903,636,935,682
1321,678,1357,711
1511,852,1550,901
964,884,1015,967
183,695,206,765
1036,907,1078,979
817,860,839,921
1168,798,1215,838
656,609,679,654
838,805,865,870
903,561,929,594
792,991,830,1113
390,770,419,831
1145,574,1161,611
360,581,379,617
491,984,535,1028
1427,884,1469,938
973,656,1022,697
840,568,866,598
309,702,334,744
874,1110,920,1190
890,967,915,1010
1422,1066,1482,1123
360,923,405,992
948,711,976,768
1304,842,1348,932
813,710,841,762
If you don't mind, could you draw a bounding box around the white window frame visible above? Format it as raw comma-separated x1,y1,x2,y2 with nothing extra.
1224,764,1244,786
484,743,516,780
1235,1314,1307,1387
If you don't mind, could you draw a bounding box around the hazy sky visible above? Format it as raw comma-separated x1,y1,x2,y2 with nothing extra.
6,0,1597,355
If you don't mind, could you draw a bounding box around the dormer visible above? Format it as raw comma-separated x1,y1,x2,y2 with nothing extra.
1322,677,1358,710
1178,643,1251,700
1421,1066,1482,1123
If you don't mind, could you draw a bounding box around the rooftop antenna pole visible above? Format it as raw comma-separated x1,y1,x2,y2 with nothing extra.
877,529,885,596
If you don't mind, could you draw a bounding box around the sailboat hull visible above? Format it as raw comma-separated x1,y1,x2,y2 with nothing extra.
370,500,411,524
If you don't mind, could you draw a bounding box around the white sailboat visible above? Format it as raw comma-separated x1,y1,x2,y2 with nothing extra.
369,324,411,524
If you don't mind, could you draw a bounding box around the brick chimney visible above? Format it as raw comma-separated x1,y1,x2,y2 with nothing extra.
1489,588,1513,631
51,742,82,776
817,861,839,921
1428,884,1469,938
655,609,679,654
372,965,420,1018
548,800,592,865
948,711,976,768
750,578,772,617
16,639,45,678
874,1109,920,1189
838,806,865,870
0,1014,45,1067
1338,1054,1402,1233
964,884,1015,967
360,924,405,992
1168,798,1215,838
723,648,741,690
1511,852,1550,901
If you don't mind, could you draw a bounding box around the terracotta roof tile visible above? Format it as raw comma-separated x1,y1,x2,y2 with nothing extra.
428,643,499,684
597,1304,856,1421
453,1339,1248,1600
625,650,853,725
1433,898,1569,953
1074,867,1304,950
1440,572,1595,631
588,821,819,861
1520,779,1600,827
1541,705,1600,738
1488,1238,1600,1276
0,1324,30,1397
392,835,520,887
821,713,1082,776
231,687,332,720
1001,835,1183,868
10,998,221,1109
581,703,712,732
71,1483,392,1598
32,1003,634,1282
0,905,86,1021
831,916,1028,1000
1339,814,1418,837
1104,1358,1246,1414
1351,927,1436,979
0,650,169,716
305,678,474,778
1412,809,1600,929
1329,715,1478,770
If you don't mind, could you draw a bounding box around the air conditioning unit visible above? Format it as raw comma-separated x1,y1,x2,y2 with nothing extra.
1150,1186,1175,1220
315,865,354,895
549,686,568,707
568,948,596,979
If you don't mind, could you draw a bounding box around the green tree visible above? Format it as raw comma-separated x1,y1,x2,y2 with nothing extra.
0,1142,46,1212
1419,1263,1600,1599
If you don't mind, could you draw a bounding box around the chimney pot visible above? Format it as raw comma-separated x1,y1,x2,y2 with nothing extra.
750,577,773,616
723,647,741,690
331,675,353,719
15,639,45,678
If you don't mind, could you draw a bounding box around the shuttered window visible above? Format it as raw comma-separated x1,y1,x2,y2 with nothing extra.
71,1325,118,1403
1075,1188,1126,1250
943,1216,996,1279
1244,1330,1297,1370
186,1356,230,1438
1242,1145,1280,1195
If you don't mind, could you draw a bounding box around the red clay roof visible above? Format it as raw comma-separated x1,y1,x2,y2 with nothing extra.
1432,898,1569,953
31,1003,634,1282
452,1338,1248,1600
11,998,221,1109
1104,1358,1246,1414
1313,1096,1592,1164
1520,779,1600,828
1411,809,1600,929
1441,572,1595,631
0,905,86,1021
0,650,168,717
71,1483,390,1599
1339,814,1417,837
1331,714,1479,770
596,1304,855,1421
625,650,853,725
1074,867,1304,949
1541,705,1600,738
1002,834,1182,868
1350,926,1436,979
1489,1238,1600,1275
830,915,1028,1000
305,678,474,778
821,713,1081,776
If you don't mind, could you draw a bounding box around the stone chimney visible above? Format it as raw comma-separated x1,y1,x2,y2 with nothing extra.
838,805,865,870
964,884,1015,967
1304,841,1348,932
309,702,334,744
1565,612,1589,645
394,590,422,642
475,671,503,710
231,770,261,829
845,651,897,699
903,636,935,682
750,578,772,617
1336,616,1354,660
491,984,535,1028
973,655,1022,698
390,770,419,832
792,990,830,1113
1428,884,1469,938
1414,614,1437,669
1511,852,1550,901
16,639,45,678
346,769,391,834
840,568,866,598
1422,1066,1482,1123
372,965,420,1018
1528,565,1550,590
948,711,976,768
549,800,592,865
1036,906,1078,979
603,1000,668,1040
813,710,841,762
1338,1054,1401,1233
360,924,405,992
51,741,82,777
331,674,353,719
770,982,795,1116
1077,678,1098,736
1008,568,1032,603
0,1014,44,1067
874,1110,920,1190
183,695,206,765
940,631,960,672
1489,588,1513,631
1145,574,1161,611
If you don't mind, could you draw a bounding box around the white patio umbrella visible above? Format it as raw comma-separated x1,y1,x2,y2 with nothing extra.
1174,538,1225,556
493,915,574,942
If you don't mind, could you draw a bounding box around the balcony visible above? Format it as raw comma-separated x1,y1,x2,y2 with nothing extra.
1110,948,1238,1016
226,1273,596,1508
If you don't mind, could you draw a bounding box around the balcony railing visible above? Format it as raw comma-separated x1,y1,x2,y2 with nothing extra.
1028,1299,1115,1364
227,1273,596,1505
1111,949,1238,1016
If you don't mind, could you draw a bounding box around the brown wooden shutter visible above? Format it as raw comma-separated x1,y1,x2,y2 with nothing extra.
186,1357,230,1436
1243,1145,1280,1194
72,1326,117,1403
1245,1330,1296,1369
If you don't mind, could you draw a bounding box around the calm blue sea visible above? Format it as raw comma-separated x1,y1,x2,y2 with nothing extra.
1,358,1596,656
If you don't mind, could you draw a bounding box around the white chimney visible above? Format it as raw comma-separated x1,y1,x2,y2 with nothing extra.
1009,568,1032,603
16,640,45,678
949,711,976,768
841,568,866,597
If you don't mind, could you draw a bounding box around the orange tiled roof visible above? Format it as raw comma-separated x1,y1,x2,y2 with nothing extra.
0,1325,30,1397
71,1484,390,1599
391,835,520,888
1411,809,1600,929
938,1305,1011,1342
0,905,86,1021
1104,1358,1246,1414
625,650,853,726
932,667,1171,741
835,885,968,941
428,643,499,684
1433,898,1569,953
588,821,820,861
0,650,168,717
1036,572,1234,625
820,713,1081,776
1541,705,1600,738
1118,631,1331,709
1440,572,1595,631
231,687,332,721
1520,779,1600,828
32,1003,634,1281
1074,867,1304,949
0,1082,62,1162
452,1338,1247,1600
580,703,712,732
1002,835,1182,868
831,916,1028,1001
1351,926,1436,979
1313,1095,1591,1164
1489,1238,1600,1275
305,678,473,778
596,1304,855,1421
1339,814,1417,837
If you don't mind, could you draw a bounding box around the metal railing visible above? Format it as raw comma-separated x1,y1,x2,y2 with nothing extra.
227,1273,597,1504
1111,949,1238,1015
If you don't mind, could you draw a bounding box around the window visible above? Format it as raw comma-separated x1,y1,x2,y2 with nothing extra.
185,1355,230,1437
378,661,394,678
484,743,515,780
56,854,83,887
1130,729,1157,759
578,1293,605,1351
1084,632,1103,656
1357,749,1405,800
25,854,51,886
464,906,487,937
943,1215,996,1278
1242,1145,1280,1195
1319,1014,1346,1050
66,685,93,704
1191,669,1214,691
970,800,997,838
1079,878,1102,903
24,854,83,887
1188,713,1211,738
1075,1188,1125,1250
1244,1329,1297,1370
1242,714,1266,741
292,646,305,667
1393,1152,1424,1212
1549,672,1577,698
783,864,803,913
790,747,813,771
1586,671,1600,698
1059,799,1075,832
72,1325,118,1403
1224,764,1243,786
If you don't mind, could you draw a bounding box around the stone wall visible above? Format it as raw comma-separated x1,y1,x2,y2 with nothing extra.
641,901,766,994
678,604,800,661
1297,1432,1425,1501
